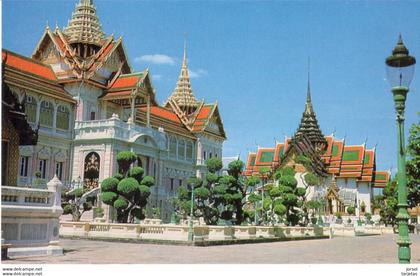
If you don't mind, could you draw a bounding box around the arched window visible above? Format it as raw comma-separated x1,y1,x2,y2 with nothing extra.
40,100,53,127
186,141,193,161
169,136,177,159
178,139,185,160
25,95,37,123
56,105,70,130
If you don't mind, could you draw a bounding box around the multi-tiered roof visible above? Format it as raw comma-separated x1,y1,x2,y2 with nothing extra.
292,80,327,152
63,0,105,46
244,83,390,188
163,43,226,138
166,43,199,113
3,0,226,141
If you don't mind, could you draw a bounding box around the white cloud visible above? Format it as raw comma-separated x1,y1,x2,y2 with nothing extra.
151,74,162,81
134,54,175,65
189,68,208,78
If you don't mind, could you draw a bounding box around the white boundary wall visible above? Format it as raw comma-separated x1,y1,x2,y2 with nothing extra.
1,176,64,258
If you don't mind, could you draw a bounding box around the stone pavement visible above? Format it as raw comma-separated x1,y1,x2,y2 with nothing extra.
3,234,420,264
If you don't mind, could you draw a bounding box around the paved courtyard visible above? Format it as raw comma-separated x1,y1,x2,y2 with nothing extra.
4,234,420,264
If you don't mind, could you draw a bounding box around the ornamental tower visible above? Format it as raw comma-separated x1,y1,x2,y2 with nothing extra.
292,72,327,152
166,42,199,115
63,0,105,57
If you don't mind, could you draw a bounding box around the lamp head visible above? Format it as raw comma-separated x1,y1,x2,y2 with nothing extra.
385,35,416,88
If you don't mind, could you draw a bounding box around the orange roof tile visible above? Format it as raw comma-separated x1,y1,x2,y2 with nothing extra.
273,143,285,162
138,106,181,123
191,105,214,132
100,91,132,99
98,42,114,60
52,33,66,53
109,74,141,89
197,106,212,119
194,121,206,126
3,51,57,81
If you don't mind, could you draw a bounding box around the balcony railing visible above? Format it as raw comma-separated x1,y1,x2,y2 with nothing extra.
74,117,166,150
18,176,74,190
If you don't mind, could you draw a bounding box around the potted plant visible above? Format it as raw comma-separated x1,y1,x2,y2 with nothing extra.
365,212,372,224
335,212,343,224
347,206,355,215
33,171,43,188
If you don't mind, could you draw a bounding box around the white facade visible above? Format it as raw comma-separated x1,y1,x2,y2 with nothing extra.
297,173,372,216
9,85,74,188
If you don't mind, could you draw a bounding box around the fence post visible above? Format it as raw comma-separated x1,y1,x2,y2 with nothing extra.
47,175,63,213
47,175,63,245
84,222,90,237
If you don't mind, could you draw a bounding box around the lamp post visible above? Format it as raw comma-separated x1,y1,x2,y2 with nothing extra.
385,35,416,264
188,183,194,241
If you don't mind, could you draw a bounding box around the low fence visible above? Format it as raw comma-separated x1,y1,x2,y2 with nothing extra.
1,176,64,258
60,222,328,242
331,225,394,237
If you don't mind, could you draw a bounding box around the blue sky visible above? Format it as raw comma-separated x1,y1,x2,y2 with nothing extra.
2,0,420,172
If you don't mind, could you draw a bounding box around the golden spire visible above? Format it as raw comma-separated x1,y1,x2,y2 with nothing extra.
63,0,105,46
166,38,198,113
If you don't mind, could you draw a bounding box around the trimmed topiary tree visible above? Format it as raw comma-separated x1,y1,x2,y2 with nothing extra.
101,151,154,223
175,158,257,226
116,151,137,175
304,172,320,186
347,206,355,215
180,158,224,225
264,166,307,226
218,160,260,225
61,187,95,222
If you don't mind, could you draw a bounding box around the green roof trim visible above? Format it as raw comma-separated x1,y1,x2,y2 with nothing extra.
332,145,339,157
277,147,284,160
258,166,272,173
119,72,145,78
375,173,386,180
260,151,274,163
342,150,360,161
250,156,256,166
364,154,370,165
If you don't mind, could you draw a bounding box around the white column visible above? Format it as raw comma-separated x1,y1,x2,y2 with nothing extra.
49,150,55,181
146,94,151,127
76,98,84,121
130,95,135,121
103,102,108,119
52,103,58,133
35,97,42,125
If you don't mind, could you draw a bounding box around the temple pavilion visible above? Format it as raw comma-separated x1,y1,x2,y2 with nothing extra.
244,78,390,216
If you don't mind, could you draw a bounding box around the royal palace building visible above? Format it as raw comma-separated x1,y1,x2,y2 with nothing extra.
2,0,226,221
244,80,390,217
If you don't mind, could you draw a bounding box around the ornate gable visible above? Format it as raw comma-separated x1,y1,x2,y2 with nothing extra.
279,134,328,176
